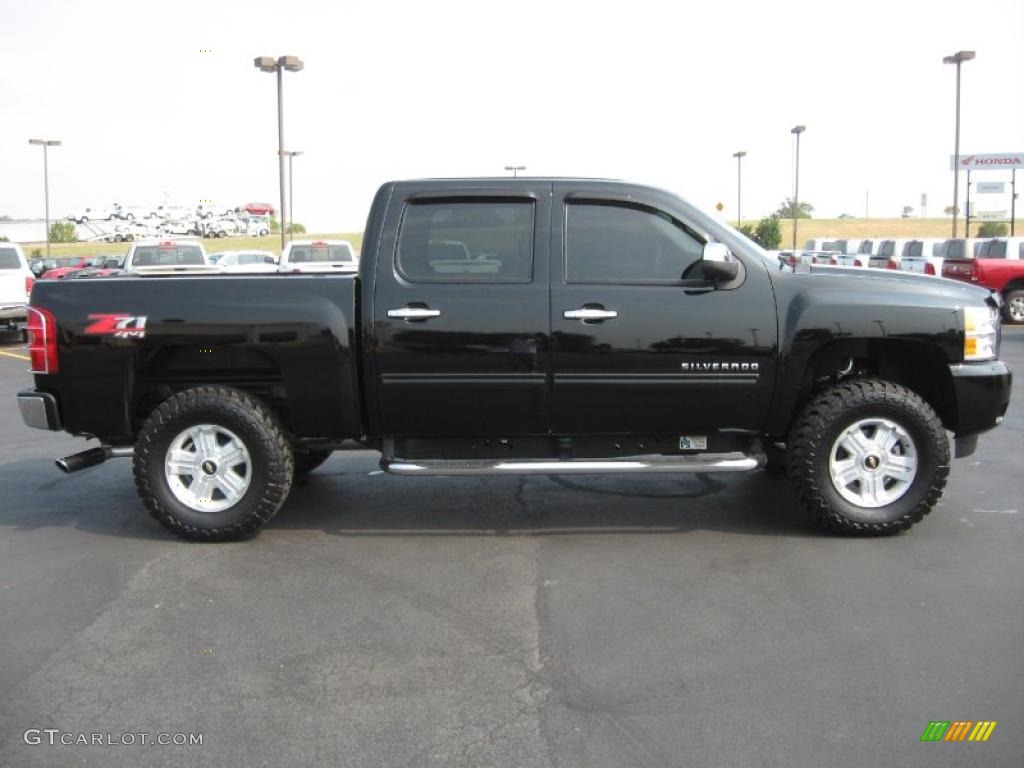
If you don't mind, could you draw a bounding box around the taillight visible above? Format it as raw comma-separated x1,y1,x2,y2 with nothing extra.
829,257,837,265
886,260,898,270
26,306,59,374
925,263,936,275
25,276,35,296
854,259,863,267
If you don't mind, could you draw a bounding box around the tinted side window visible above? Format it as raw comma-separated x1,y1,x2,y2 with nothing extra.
984,241,1007,259
565,202,704,283
0,248,21,269
397,200,534,282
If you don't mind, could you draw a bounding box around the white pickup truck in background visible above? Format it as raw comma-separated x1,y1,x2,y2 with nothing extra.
0,243,34,337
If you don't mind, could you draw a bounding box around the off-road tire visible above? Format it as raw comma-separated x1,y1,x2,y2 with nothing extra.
294,449,332,475
134,386,294,541
787,378,949,535
1002,289,1024,324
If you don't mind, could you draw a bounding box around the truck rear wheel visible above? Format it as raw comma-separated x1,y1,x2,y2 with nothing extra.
133,386,294,541
787,379,949,535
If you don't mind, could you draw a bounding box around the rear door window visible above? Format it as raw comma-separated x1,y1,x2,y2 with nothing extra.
397,200,534,282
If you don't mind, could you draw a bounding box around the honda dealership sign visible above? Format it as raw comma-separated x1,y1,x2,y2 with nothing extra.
950,152,1024,171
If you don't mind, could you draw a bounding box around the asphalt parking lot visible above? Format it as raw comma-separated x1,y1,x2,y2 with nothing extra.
0,329,1021,768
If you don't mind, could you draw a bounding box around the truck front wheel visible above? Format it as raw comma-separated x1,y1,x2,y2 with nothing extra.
787,379,949,535
133,386,294,541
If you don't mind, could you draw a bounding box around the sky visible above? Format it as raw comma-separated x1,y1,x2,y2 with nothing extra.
2,0,1022,232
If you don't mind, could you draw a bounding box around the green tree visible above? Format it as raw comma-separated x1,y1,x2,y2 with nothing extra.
49,221,77,243
752,215,783,250
976,222,1008,237
901,206,914,218
775,198,813,219
286,222,306,235
269,216,281,233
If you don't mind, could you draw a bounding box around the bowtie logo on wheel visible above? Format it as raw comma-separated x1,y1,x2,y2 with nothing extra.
84,314,148,339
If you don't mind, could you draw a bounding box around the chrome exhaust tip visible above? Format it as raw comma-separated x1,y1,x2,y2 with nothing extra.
55,445,134,474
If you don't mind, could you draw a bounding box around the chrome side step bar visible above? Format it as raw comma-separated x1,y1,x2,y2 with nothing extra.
382,453,763,476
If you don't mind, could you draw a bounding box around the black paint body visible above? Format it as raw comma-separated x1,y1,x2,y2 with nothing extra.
24,179,1012,458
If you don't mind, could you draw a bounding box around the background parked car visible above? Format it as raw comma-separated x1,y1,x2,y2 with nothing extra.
123,239,218,274
279,239,358,273
868,239,913,270
942,237,1024,324
897,238,946,275
0,242,34,336
830,239,868,267
66,206,114,223
28,258,59,276
212,250,279,273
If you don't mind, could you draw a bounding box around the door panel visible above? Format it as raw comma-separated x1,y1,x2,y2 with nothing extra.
550,184,778,436
373,183,552,436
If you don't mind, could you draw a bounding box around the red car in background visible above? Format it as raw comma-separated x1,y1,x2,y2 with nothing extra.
40,255,121,280
243,202,275,216
942,237,1024,324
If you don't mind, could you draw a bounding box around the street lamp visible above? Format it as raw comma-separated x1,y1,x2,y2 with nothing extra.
943,50,975,238
254,54,304,252
283,150,302,241
791,125,806,250
504,165,525,178
732,151,747,228
28,139,62,260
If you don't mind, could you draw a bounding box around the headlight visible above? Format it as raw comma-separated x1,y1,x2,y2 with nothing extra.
963,306,999,361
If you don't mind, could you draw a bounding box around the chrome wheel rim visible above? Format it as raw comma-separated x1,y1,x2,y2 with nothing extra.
1008,296,1024,322
828,418,917,508
164,424,251,512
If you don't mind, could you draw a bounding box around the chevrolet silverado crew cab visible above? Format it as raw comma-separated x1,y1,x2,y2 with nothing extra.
17,179,1012,541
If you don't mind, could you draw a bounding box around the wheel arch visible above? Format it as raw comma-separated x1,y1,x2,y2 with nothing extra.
774,338,957,437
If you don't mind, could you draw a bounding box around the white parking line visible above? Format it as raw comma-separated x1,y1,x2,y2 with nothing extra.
0,349,29,362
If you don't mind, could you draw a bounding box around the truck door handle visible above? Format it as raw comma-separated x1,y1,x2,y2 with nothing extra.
563,307,618,321
387,307,441,320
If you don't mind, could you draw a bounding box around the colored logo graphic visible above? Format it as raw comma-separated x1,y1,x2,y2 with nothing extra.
920,721,997,742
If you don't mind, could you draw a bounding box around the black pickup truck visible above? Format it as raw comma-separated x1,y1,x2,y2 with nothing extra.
17,178,1012,540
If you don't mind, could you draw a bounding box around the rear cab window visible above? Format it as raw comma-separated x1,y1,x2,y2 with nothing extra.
0,248,23,269
289,243,353,263
131,244,205,266
396,200,534,282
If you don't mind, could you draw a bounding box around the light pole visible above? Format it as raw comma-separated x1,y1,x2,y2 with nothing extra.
504,165,525,178
28,138,61,260
943,50,974,238
791,125,806,250
732,151,746,227
283,150,302,241
254,55,304,252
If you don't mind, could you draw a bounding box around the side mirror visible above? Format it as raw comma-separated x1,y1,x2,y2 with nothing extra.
701,242,740,282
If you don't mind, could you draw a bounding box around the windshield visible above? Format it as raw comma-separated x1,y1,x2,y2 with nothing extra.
131,245,205,266
877,241,894,259
0,248,21,268
904,241,924,258
288,244,353,263
858,240,873,254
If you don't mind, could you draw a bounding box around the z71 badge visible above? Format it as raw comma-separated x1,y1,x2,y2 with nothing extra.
84,314,148,339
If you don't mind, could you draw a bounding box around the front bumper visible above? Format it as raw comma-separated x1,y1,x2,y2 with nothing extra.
17,390,61,431
949,360,1012,438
